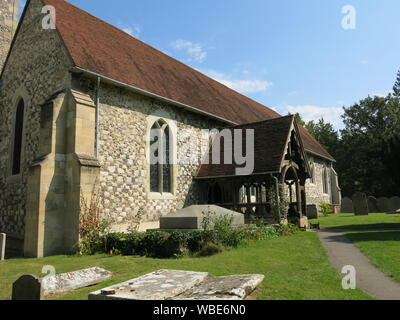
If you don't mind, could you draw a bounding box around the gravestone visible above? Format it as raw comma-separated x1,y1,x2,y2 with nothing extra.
389,196,400,213
12,267,111,300
0,233,5,261
367,197,378,213
377,197,390,213
89,269,264,300
352,192,369,216
341,197,354,213
159,205,244,230
12,275,43,300
306,205,318,219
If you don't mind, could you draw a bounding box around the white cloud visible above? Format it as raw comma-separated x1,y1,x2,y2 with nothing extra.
203,69,272,94
285,104,344,127
171,39,207,63
117,22,142,38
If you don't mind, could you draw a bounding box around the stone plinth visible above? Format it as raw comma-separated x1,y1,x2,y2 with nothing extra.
89,270,264,300
159,205,244,230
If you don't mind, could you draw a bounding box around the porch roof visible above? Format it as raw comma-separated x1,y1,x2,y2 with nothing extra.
196,115,296,179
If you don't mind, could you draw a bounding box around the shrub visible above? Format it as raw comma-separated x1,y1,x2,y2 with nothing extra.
319,202,333,216
197,242,224,257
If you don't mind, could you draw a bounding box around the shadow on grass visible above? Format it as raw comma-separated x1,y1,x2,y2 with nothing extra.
327,223,400,231
346,231,400,243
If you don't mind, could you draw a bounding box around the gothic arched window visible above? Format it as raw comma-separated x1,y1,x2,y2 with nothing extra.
322,167,330,194
12,98,25,176
150,119,172,193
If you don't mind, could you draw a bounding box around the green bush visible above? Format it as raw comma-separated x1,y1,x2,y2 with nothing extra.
197,242,224,257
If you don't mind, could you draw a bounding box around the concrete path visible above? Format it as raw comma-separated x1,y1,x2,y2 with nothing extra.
317,229,400,300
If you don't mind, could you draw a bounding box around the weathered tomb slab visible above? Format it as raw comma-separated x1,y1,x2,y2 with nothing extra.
89,270,209,300
159,205,244,230
12,267,111,300
341,197,354,213
367,197,378,212
352,192,369,215
173,274,265,300
41,267,112,295
377,197,390,213
306,205,318,219
388,196,400,213
0,233,5,261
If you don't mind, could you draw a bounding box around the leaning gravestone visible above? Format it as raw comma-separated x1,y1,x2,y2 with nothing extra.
388,196,400,213
0,233,5,261
306,205,318,219
341,197,354,213
12,275,43,300
352,192,369,216
367,197,378,213
377,197,390,213
12,267,111,300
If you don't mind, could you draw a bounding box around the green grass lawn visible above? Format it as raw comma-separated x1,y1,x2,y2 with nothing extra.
0,232,371,300
345,230,400,284
311,212,400,230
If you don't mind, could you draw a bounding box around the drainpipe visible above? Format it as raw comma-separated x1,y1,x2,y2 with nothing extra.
95,76,101,158
270,173,281,220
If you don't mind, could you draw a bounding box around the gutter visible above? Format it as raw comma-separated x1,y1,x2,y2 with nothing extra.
71,66,237,126
70,66,335,163
95,76,101,158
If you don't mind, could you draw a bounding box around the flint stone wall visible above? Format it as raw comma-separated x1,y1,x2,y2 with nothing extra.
95,82,221,226
0,0,73,237
305,156,333,207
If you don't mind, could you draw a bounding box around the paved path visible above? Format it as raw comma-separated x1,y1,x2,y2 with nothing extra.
317,229,400,300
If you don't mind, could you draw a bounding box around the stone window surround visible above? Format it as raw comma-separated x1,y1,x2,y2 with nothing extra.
309,157,316,185
145,110,178,200
7,87,30,184
322,166,331,196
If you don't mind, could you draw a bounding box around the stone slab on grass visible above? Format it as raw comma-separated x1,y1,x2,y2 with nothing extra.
89,270,209,300
12,267,112,300
89,270,264,300
41,267,112,295
174,274,265,300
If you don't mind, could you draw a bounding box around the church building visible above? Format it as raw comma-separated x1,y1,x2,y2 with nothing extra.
0,0,341,257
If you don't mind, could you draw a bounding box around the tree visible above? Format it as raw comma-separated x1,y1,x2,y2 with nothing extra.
305,118,339,158
288,112,305,126
339,95,400,196
394,69,400,97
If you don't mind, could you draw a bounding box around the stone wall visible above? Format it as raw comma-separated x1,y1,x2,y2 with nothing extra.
93,81,221,227
0,0,19,72
0,0,73,237
304,155,333,207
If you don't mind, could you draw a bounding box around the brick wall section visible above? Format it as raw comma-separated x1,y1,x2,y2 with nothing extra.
0,0,73,236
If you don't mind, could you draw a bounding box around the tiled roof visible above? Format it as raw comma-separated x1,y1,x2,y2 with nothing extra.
197,115,296,178
42,0,335,161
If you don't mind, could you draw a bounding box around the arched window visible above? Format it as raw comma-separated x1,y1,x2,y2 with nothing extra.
11,98,25,176
150,119,172,193
309,162,315,184
322,167,330,194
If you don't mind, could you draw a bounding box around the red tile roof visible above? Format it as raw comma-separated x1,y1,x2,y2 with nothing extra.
42,0,334,161
197,116,296,178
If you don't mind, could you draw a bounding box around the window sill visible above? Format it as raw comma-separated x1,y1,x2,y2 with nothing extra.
148,192,176,200
7,173,23,184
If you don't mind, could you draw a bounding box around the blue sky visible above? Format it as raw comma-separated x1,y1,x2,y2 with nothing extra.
24,0,400,128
